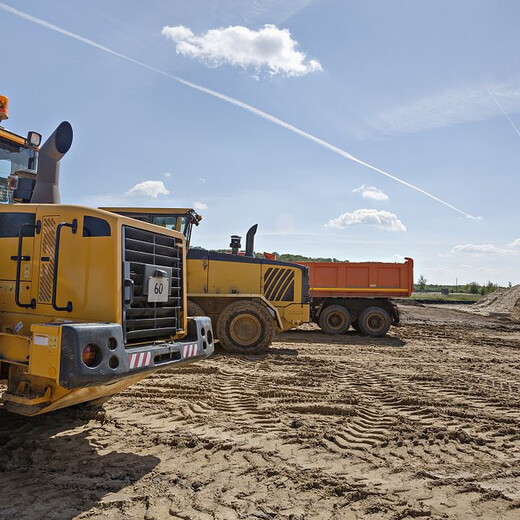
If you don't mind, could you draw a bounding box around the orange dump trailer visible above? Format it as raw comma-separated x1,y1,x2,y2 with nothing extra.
296,258,414,336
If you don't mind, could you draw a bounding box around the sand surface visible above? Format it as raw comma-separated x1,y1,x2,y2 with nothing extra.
1,304,520,519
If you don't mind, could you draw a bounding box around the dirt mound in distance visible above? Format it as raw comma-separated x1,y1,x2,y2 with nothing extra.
473,284,520,320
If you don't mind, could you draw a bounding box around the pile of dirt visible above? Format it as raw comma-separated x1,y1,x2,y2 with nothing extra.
473,284,520,320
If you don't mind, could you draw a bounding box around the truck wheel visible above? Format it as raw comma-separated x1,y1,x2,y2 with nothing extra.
216,301,275,354
357,306,391,337
187,300,205,317
318,305,351,334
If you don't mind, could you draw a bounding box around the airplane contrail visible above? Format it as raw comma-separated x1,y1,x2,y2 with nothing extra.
0,1,478,219
488,90,520,140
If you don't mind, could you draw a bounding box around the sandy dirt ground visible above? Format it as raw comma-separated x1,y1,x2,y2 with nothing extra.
1,303,520,520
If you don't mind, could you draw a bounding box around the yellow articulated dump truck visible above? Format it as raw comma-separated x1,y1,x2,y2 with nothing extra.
101,208,310,354
0,97,213,416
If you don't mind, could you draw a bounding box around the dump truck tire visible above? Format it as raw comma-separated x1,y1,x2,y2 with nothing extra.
187,300,205,317
357,306,391,337
318,304,351,334
216,301,274,354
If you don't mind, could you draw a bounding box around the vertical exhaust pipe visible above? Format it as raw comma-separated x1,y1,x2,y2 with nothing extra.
245,224,257,258
30,121,73,204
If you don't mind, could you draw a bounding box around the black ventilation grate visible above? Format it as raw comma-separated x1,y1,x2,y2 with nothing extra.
123,226,182,343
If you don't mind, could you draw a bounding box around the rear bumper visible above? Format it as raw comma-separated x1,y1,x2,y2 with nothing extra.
2,317,213,416
59,316,213,389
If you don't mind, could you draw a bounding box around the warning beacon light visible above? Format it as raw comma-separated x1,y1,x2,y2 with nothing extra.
0,95,9,122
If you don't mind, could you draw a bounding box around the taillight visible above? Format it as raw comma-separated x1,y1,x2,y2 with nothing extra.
82,344,100,367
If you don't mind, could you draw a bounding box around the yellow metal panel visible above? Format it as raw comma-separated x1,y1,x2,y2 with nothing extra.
0,332,30,364
100,207,195,215
187,258,208,293
0,281,16,311
33,206,121,324
178,242,188,335
0,128,25,145
29,324,61,380
209,260,262,295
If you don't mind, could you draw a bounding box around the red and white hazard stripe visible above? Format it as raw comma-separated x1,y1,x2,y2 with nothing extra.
128,351,152,370
182,343,198,358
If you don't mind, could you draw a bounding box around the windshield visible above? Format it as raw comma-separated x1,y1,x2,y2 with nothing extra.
151,215,188,234
0,135,38,204
99,208,200,247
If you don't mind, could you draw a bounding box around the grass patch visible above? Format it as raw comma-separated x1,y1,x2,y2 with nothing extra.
408,292,482,302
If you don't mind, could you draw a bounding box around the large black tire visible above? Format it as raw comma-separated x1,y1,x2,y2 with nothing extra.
216,301,275,354
318,304,352,334
357,306,391,337
187,300,205,317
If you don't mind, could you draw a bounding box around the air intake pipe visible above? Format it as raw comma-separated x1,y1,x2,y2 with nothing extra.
30,121,73,204
245,224,257,258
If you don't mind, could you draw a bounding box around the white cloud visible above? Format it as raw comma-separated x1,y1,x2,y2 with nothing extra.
326,209,406,232
371,81,520,136
163,172,172,178
199,177,207,183
451,244,514,255
125,181,170,198
352,184,389,201
193,201,208,210
508,239,520,248
162,24,322,77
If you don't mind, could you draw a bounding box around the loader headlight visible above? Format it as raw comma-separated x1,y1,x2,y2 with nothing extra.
82,343,101,367
27,131,42,148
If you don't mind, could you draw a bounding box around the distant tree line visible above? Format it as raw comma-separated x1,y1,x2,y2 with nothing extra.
258,253,344,262
415,274,503,295
205,249,345,262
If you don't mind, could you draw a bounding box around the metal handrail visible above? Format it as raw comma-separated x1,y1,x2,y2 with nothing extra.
51,218,77,312
14,221,40,309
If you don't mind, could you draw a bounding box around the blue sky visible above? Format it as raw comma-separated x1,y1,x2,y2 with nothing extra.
2,0,520,285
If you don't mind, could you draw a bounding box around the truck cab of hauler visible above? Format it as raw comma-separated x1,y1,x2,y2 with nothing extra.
0,96,214,416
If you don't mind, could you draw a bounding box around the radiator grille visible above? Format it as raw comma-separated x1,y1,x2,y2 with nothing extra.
38,216,57,304
123,226,182,343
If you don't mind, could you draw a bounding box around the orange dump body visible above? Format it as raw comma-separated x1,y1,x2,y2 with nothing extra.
298,257,414,299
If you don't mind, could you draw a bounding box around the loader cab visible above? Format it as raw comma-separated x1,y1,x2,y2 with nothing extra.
100,207,202,247
0,127,40,204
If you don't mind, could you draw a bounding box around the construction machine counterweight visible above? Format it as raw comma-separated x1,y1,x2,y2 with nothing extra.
0,98,213,416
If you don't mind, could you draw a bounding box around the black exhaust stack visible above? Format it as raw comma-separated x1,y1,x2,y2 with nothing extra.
30,121,73,204
245,224,257,258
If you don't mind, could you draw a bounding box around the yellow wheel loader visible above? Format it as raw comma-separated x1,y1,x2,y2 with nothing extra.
0,97,213,416
101,208,310,355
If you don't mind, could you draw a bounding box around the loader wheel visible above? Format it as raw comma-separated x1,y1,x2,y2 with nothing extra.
216,301,275,354
187,300,205,317
318,305,351,334
357,306,391,337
